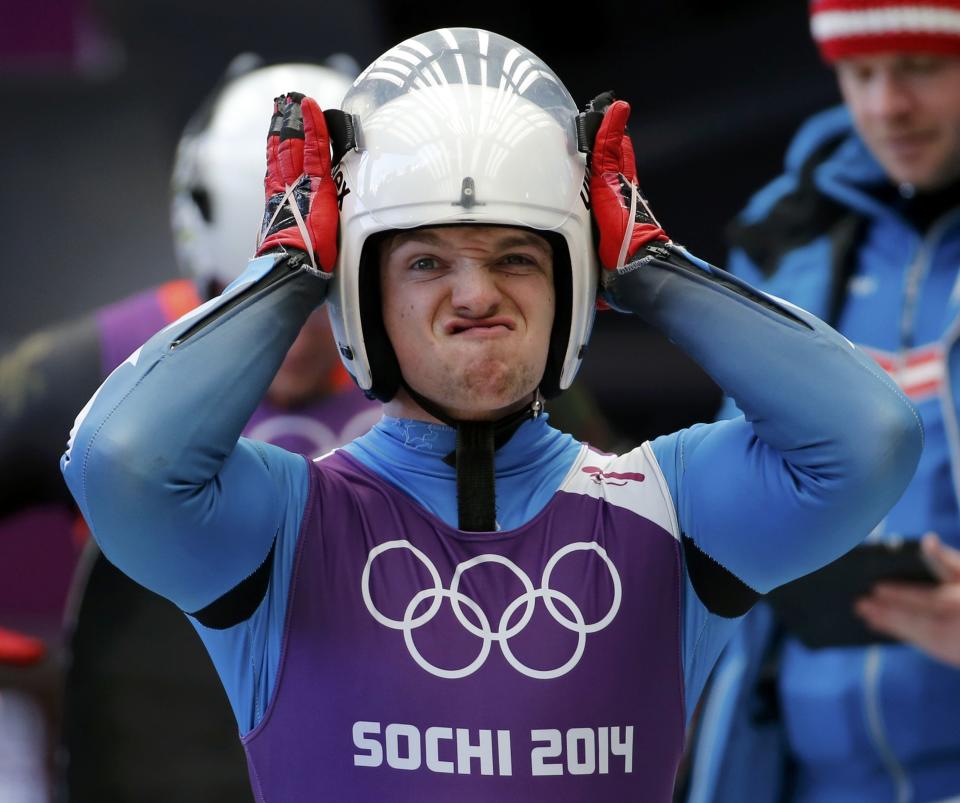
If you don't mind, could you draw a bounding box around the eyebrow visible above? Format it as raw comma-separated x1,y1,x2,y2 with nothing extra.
390,229,552,255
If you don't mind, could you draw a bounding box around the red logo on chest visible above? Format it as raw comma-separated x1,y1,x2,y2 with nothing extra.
582,466,645,486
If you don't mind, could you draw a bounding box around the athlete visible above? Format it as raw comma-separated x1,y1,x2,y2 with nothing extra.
61,29,922,801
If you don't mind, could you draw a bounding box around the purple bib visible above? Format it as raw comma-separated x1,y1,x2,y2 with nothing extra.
243,446,684,802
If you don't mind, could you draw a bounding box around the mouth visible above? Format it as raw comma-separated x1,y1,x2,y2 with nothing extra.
883,131,936,156
445,317,516,336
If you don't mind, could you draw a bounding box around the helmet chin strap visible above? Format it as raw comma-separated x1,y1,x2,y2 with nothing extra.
400,381,543,532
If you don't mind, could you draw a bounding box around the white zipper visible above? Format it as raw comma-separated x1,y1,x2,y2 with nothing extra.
899,235,927,352
929,209,960,509
864,647,912,803
899,210,960,346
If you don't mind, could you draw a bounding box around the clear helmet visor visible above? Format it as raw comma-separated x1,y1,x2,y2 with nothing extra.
340,27,584,231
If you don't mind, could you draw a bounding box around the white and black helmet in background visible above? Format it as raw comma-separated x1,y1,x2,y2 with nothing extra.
328,28,598,402
171,59,355,298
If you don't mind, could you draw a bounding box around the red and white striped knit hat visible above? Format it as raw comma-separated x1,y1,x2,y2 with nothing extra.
810,0,960,62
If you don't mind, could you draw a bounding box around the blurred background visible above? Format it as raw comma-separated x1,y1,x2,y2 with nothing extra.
0,0,839,443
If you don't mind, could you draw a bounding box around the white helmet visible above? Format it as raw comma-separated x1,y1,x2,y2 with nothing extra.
328,28,597,401
171,59,355,296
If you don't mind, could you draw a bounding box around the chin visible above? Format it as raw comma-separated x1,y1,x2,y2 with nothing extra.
465,357,528,391
469,385,540,418
883,152,955,192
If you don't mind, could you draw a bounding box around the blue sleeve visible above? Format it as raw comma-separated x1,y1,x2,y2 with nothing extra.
61,255,327,612
604,244,923,596
188,449,312,734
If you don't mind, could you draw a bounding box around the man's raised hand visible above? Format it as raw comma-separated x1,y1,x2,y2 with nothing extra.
256,92,338,273
589,97,669,272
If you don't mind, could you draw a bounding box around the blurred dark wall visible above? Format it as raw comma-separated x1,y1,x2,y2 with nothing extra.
0,0,389,335
0,1,841,441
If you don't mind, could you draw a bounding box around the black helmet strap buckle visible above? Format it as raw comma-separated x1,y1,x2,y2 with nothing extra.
322,109,361,167
575,90,617,156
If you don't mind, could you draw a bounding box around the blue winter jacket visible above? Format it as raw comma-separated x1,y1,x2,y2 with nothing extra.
686,107,960,803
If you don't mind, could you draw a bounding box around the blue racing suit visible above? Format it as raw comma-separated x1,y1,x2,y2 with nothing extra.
685,106,960,803
59,241,921,800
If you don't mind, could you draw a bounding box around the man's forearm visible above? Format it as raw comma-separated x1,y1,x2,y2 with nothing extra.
608,242,919,476
611,243,922,591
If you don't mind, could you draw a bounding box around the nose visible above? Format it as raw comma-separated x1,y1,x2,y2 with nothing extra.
865,72,914,121
450,265,502,317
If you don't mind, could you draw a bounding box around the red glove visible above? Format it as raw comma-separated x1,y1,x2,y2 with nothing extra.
590,99,669,271
256,92,338,272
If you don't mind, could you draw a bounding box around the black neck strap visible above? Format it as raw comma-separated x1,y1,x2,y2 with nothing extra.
453,421,497,532
401,381,542,532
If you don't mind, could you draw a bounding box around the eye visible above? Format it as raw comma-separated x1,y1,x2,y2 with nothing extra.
838,62,875,85
502,253,533,264
901,56,942,76
499,253,544,271
410,256,440,271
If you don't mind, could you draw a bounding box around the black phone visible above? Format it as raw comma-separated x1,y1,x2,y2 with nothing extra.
765,540,940,648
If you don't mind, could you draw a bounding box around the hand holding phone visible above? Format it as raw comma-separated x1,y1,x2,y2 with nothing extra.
855,534,960,667
766,538,940,648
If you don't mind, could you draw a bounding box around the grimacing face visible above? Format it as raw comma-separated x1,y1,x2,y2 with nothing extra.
836,53,960,191
379,225,555,422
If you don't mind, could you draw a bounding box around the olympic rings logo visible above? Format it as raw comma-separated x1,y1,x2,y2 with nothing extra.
361,540,622,680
